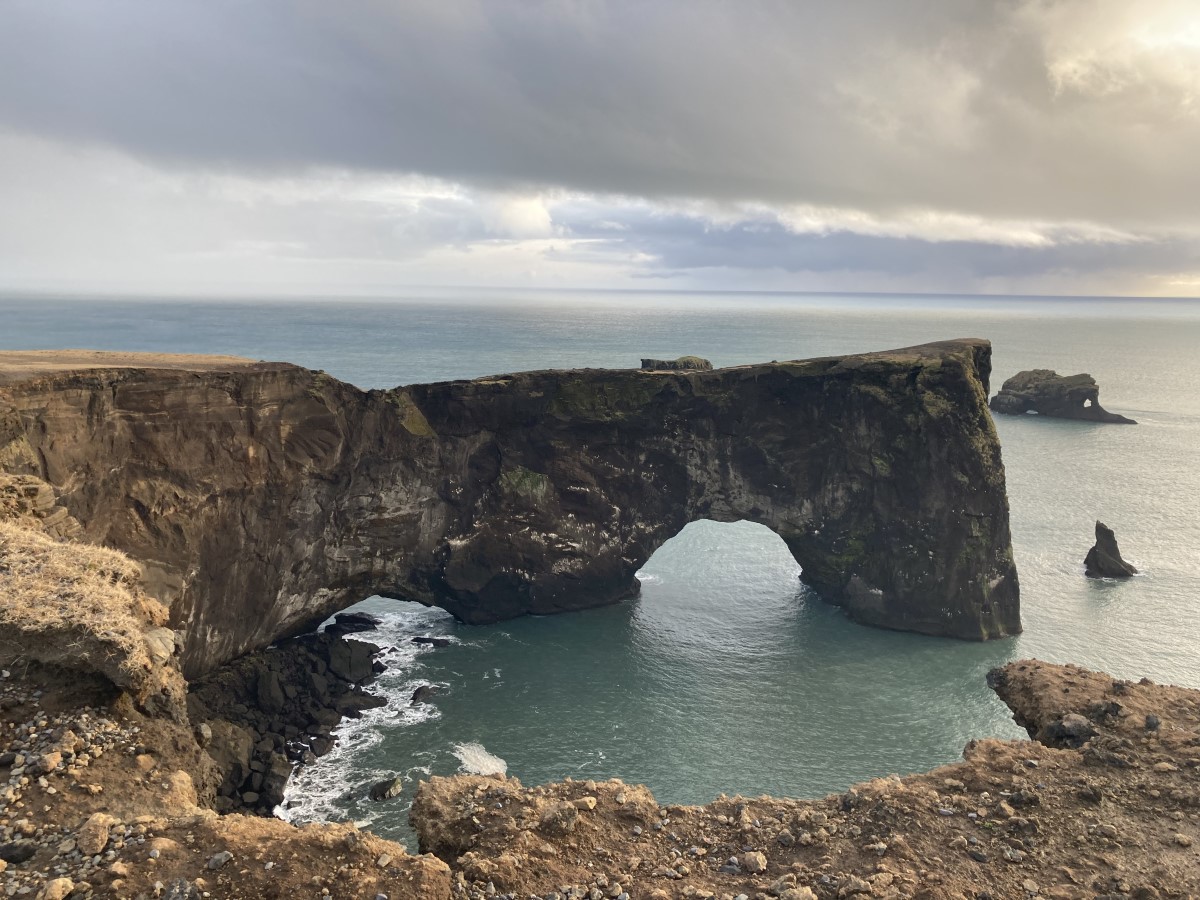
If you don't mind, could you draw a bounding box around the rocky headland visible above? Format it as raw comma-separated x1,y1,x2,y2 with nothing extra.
5,344,1195,898
0,340,1020,681
989,371,1136,424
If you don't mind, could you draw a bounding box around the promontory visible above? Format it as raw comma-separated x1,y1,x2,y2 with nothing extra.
0,340,1020,678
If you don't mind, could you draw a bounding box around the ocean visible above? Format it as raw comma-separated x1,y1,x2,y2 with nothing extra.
3,289,1198,848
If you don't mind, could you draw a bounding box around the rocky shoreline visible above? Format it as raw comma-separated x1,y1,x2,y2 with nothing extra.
0,507,1197,897
186,628,389,815
1,652,1199,898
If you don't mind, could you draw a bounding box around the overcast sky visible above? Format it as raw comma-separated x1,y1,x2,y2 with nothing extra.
3,0,1200,297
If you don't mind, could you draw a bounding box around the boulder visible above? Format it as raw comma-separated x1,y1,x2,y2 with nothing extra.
204,720,256,797
328,637,378,683
1085,521,1138,578
639,356,713,371
75,812,118,856
411,684,440,704
369,776,405,802
256,669,286,714
990,369,1136,423
412,636,451,648
333,611,383,633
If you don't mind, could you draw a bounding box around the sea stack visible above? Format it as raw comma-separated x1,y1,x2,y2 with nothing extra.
1085,521,1138,578
989,370,1136,424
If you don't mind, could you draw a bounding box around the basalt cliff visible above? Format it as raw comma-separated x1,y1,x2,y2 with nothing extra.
0,340,1019,678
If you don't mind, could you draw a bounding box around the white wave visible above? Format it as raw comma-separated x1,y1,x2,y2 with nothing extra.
451,741,508,776
278,599,456,825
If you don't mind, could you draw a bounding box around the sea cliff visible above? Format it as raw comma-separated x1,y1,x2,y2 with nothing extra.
0,347,1196,897
0,340,1019,679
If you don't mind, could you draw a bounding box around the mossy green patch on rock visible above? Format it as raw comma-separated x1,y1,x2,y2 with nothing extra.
497,465,553,503
550,374,664,420
386,389,436,437
304,371,337,402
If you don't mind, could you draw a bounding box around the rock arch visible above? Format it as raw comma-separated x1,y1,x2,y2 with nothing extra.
0,339,1020,677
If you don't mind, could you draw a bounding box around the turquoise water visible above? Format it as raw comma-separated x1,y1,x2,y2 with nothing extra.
3,290,1199,846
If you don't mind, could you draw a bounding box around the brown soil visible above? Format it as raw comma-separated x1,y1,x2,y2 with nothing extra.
0,667,448,900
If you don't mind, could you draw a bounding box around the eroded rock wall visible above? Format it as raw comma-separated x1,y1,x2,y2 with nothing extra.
0,340,1020,677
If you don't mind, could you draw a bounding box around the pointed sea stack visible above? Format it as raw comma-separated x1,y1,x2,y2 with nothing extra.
1085,521,1138,578
989,370,1136,424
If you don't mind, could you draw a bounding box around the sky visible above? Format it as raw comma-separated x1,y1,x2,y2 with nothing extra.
2,1,1200,298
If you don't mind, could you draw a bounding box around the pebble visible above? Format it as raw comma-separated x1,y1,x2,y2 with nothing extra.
1174,833,1193,847
206,850,233,869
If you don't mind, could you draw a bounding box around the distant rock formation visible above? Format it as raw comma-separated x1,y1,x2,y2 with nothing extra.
639,355,712,371
1085,521,1138,578
989,369,1136,424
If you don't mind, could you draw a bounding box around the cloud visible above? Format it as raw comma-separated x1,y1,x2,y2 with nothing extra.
2,1,1200,295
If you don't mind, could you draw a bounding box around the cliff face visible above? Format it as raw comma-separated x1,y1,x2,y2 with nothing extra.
0,340,1019,677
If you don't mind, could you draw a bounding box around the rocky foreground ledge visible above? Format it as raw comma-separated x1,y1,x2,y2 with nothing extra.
1,648,1198,899
0,504,1195,897
407,661,1200,900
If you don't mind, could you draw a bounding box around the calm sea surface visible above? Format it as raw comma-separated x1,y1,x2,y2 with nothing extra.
3,289,1198,847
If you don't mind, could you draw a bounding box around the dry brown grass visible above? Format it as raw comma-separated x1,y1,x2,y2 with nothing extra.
0,521,185,719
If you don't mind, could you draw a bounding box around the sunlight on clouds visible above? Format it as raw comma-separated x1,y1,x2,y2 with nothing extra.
1023,0,1200,108
479,195,556,239
770,206,1146,249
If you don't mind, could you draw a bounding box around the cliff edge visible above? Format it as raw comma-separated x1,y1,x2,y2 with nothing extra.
0,340,1019,677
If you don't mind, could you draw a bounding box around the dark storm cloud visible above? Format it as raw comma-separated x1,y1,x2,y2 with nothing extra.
4,0,1200,227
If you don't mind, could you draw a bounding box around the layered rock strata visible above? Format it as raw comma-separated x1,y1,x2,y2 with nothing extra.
989,369,1136,424
0,340,1020,678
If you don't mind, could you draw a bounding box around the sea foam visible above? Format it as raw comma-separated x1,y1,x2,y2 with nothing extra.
451,741,508,776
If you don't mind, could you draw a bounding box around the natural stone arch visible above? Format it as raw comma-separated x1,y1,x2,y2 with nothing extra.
0,339,1020,678
408,342,1018,644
